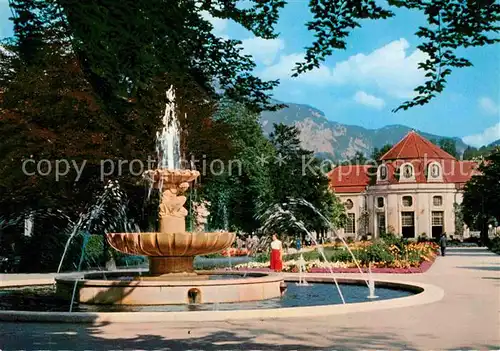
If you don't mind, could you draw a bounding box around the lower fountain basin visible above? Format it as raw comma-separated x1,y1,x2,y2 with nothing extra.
0,277,429,315
55,271,284,305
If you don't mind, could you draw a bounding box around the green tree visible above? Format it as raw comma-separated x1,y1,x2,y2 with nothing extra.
430,138,458,158
462,150,500,244
350,151,368,165
201,101,275,233
371,144,393,162
463,146,478,160
463,144,499,160
267,123,339,235
439,138,458,158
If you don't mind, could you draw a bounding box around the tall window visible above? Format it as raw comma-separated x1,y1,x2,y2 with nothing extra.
432,211,444,226
401,211,415,238
377,197,384,208
432,211,444,238
377,213,386,236
433,196,443,206
346,213,356,234
402,196,413,207
402,212,415,226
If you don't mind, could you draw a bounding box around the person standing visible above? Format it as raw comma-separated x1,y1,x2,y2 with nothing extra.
439,233,447,256
295,237,302,252
270,234,283,272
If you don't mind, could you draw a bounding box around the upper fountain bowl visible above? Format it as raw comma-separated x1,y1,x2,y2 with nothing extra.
144,169,200,189
106,231,236,257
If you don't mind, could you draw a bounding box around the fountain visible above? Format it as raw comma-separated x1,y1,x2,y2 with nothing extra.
55,86,284,306
295,254,309,286
107,168,234,277
367,263,378,299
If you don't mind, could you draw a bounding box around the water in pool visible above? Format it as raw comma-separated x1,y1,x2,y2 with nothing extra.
0,283,413,312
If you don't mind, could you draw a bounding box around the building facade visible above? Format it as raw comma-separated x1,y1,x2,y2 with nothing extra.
328,131,478,239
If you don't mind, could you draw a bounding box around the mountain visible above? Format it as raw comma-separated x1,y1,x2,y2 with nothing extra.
260,102,469,160
488,139,500,147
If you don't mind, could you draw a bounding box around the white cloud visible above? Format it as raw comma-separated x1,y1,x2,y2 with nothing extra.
330,38,427,98
259,38,427,98
260,53,331,84
240,37,284,65
462,123,500,147
353,91,385,110
478,97,499,115
200,11,228,35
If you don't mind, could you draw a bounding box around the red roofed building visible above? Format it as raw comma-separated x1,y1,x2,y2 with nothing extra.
328,131,478,239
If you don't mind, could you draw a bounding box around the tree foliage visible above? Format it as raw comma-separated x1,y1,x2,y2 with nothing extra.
430,138,458,158
389,0,499,111
371,144,393,161
267,123,343,233
462,150,500,242
3,0,498,112
201,101,275,233
463,144,499,160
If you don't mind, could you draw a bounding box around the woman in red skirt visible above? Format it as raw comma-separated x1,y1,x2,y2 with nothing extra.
269,234,283,272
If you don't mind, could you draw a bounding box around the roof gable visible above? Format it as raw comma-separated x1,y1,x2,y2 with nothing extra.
380,131,456,161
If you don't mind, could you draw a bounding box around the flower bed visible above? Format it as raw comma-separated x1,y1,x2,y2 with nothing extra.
234,237,439,274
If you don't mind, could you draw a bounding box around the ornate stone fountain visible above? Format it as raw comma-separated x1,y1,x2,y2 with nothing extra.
55,85,284,305
106,169,234,276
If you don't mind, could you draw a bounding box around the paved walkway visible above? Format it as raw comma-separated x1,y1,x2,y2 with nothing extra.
0,247,499,350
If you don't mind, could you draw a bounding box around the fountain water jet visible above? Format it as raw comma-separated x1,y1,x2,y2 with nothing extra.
296,254,309,286
367,263,378,299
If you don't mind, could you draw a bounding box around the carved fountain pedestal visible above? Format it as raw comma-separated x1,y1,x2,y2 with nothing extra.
106,169,235,276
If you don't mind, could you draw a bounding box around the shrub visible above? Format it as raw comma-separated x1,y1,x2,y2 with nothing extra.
329,249,354,262
487,237,500,255
356,242,394,265
417,233,428,243
380,232,407,250
254,252,270,263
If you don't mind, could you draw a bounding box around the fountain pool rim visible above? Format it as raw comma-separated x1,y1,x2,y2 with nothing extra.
55,270,281,287
0,272,444,323
54,271,285,305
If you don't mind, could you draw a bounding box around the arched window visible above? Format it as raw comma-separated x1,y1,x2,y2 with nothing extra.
428,162,442,180
377,197,384,208
345,199,354,210
402,164,413,178
379,165,388,180
399,162,415,182
402,196,413,207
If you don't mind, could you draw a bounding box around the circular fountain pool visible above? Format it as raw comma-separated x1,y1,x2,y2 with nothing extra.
0,276,444,323
0,278,415,312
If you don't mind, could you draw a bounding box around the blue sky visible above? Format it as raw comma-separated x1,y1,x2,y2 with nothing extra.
1,1,499,146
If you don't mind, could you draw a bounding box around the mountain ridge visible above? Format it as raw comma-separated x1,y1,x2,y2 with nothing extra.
261,101,469,160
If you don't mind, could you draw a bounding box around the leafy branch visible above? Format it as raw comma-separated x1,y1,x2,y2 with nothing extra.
391,0,499,111
294,0,393,75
